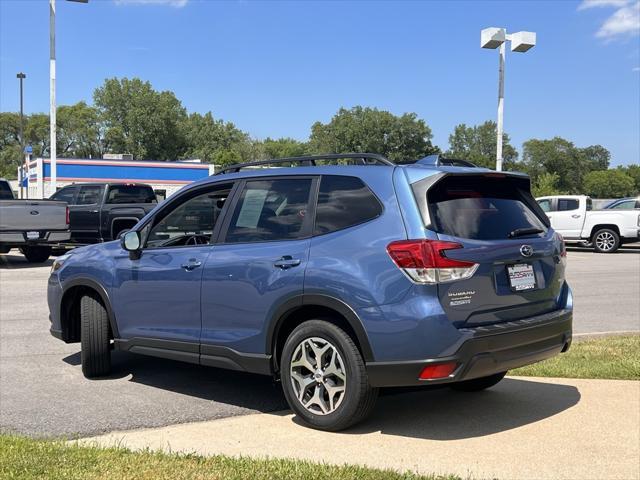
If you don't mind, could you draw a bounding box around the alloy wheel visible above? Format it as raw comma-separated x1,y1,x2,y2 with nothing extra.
595,231,616,251
289,337,346,415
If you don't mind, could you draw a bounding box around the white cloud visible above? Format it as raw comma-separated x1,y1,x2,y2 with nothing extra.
578,0,640,40
633,66,640,70
578,0,630,10
114,0,188,7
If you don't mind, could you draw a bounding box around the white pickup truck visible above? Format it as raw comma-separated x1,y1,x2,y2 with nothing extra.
536,195,640,253
0,179,71,262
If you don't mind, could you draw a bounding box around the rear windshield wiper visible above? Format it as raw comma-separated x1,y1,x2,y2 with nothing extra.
508,227,544,238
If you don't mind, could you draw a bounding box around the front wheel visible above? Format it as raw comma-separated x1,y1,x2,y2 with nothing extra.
20,246,52,263
450,371,507,392
592,228,620,253
80,294,111,378
281,320,378,431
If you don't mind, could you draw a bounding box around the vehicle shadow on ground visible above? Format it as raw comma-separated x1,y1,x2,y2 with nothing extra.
567,246,640,254
337,378,581,440
0,253,54,269
63,351,289,413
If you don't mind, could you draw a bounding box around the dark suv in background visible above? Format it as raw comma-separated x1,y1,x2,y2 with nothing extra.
48,154,572,431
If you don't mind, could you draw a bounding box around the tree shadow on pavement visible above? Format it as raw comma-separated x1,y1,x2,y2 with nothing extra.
340,377,580,440
63,350,289,413
0,253,54,269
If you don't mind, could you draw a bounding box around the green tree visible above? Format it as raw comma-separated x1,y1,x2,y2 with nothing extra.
260,137,308,159
94,77,187,160
616,164,640,193
531,172,561,197
309,106,439,162
583,170,636,198
447,121,518,169
519,137,610,193
181,112,252,166
57,102,105,158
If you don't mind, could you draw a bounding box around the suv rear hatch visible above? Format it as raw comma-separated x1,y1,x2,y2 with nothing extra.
418,173,565,327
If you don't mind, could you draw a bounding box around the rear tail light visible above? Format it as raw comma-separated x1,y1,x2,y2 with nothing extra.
419,362,458,380
386,239,478,284
65,206,70,225
556,232,566,258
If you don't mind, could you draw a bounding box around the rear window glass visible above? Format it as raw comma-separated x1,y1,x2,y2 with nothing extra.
0,181,14,200
427,177,547,240
107,185,157,204
558,199,579,211
314,176,382,235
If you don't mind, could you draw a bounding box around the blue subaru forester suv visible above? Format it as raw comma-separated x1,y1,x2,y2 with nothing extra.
48,153,572,431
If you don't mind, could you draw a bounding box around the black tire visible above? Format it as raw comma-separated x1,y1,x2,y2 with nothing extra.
450,371,507,392
281,319,378,431
20,246,52,263
592,228,620,253
80,293,111,378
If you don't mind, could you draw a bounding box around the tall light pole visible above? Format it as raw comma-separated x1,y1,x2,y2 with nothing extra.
49,0,88,196
17,72,26,199
481,28,536,171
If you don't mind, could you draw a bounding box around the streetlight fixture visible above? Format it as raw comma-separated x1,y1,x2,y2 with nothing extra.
17,72,26,199
49,0,88,196
481,27,536,171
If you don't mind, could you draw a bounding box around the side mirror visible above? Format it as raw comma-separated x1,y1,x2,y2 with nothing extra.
116,229,130,240
121,231,141,259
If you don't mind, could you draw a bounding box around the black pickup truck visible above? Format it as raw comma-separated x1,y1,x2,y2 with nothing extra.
50,183,158,244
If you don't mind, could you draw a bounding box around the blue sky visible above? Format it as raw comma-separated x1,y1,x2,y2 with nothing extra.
1,0,639,165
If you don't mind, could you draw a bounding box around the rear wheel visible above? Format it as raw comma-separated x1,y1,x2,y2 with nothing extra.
592,228,620,253
80,293,111,378
281,320,378,431
450,371,507,392
20,246,52,263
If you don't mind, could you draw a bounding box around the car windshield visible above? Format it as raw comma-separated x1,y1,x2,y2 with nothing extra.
0,182,14,200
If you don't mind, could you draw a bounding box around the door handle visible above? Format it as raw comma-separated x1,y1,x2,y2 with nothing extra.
571,214,581,219
274,256,301,269
181,259,202,271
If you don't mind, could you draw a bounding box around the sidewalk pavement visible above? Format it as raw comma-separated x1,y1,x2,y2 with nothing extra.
81,376,640,480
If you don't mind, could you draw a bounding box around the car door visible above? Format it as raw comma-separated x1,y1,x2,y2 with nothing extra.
200,176,316,358
550,197,584,239
72,185,104,243
111,182,235,346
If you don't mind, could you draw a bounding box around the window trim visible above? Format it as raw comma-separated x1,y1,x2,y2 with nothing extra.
312,174,384,237
218,175,319,246
139,181,238,251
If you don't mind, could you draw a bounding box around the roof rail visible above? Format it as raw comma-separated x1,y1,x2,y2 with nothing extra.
214,153,394,175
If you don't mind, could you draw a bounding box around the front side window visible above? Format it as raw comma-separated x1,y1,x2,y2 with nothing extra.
0,182,14,200
558,199,579,211
537,199,553,212
145,185,231,248
314,175,382,235
51,186,77,204
225,178,313,243
76,186,102,205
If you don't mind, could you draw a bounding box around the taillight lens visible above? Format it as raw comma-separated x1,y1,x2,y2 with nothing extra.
556,232,566,258
387,239,478,284
65,206,70,225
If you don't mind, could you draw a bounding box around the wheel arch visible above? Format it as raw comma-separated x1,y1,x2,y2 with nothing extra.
589,224,620,240
266,294,375,374
60,278,119,343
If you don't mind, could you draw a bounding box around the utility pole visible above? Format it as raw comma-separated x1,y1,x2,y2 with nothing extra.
17,73,26,198
50,0,57,194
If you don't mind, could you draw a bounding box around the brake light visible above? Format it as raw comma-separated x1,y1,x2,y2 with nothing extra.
65,206,70,225
386,239,478,284
556,232,566,258
419,362,458,380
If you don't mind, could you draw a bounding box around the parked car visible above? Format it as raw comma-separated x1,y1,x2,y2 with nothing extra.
48,154,572,431
49,183,158,244
603,197,640,210
536,195,640,253
0,178,70,263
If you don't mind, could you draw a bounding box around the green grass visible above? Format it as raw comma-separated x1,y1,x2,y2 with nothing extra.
512,334,640,380
0,435,458,480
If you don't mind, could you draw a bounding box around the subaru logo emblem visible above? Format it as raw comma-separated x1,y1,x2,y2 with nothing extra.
520,245,533,257
29,210,39,215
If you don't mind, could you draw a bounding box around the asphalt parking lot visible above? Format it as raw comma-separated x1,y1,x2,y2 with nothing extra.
1,247,638,438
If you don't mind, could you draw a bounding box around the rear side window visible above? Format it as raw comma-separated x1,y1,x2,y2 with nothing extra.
314,176,382,235
558,199,579,211
224,178,313,243
427,176,547,240
107,185,157,204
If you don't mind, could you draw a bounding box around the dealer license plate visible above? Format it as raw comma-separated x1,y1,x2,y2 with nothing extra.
507,263,536,291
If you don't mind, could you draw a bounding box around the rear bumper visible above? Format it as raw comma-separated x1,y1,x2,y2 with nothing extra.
0,230,71,245
366,307,572,388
